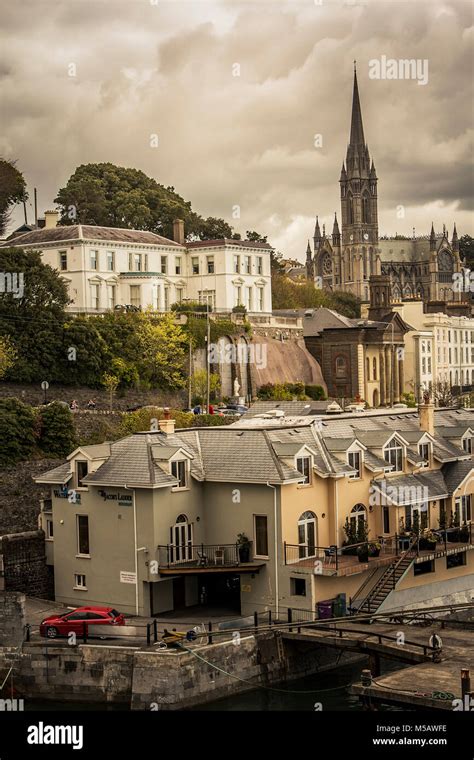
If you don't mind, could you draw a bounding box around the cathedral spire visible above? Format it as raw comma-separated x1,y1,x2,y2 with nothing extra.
314,216,321,241
306,239,312,258
349,63,365,148
452,223,459,252
332,212,340,246
430,222,436,251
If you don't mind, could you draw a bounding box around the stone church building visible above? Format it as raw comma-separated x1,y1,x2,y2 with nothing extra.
306,67,462,305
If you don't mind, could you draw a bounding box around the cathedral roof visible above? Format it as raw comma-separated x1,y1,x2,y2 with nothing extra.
349,67,365,147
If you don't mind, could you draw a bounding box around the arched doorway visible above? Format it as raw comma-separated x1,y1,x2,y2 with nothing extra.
170,514,193,563
298,511,317,558
372,388,379,408
350,504,367,541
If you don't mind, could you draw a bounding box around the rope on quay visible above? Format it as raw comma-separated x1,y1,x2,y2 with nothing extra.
177,643,352,695
370,678,455,701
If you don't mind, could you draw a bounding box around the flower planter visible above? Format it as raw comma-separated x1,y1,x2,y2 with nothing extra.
358,552,369,563
238,545,250,563
368,548,380,558
419,538,437,551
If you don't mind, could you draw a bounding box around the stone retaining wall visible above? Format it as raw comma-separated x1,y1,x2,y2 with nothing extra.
0,593,25,647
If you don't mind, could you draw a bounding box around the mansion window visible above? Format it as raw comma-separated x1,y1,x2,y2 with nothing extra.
176,287,183,303
256,257,263,275
257,288,264,312
59,251,68,271
171,460,188,489
244,256,251,274
254,515,268,557
246,287,252,311
90,284,99,310
207,256,215,274
161,256,167,274
384,441,403,472
106,251,114,271
175,257,181,275
130,285,141,307
296,456,311,485
234,255,240,273
164,287,170,311
192,257,199,275
107,285,116,309
90,250,98,270
348,450,361,479
134,254,142,272
234,286,242,306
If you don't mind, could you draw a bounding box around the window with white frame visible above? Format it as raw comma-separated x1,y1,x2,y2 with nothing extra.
384,439,403,471
296,455,311,485
76,515,90,556
257,287,264,312
59,251,68,271
171,460,188,489
192,257,199,275
175,257,181,275
161,256,167,274
46,518,53,539
348,450,361,479
254,515,268,557
176,287,183,303
245,287,252,311
418,442,430,466
297,511,317,558
90,250,98,270
106,251,114,271
244,256,251,274
462,435,473,454
454,495,472,523
134,254,142,272
256,256,263,275
207,256,215,274
74,573,87,589
90,284,99,310
130,285,141,307
107,284,116,309
233,255,240,273
235,285,242,306
75,460,88,488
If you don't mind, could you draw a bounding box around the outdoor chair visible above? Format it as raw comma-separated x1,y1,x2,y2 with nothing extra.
214,547,225,565
324,545,337,565
197,550,208,567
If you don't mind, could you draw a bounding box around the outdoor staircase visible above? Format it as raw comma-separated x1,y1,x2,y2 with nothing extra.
354,539,418,615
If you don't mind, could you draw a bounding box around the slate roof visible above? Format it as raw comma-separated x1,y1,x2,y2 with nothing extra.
2,225,183,248
36,463,72,485
371,471,449,506
187,239,272,250
441,460,474,493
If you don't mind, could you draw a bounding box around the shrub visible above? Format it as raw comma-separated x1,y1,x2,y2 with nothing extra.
38,402,77,457
0,398,37,464
305,384,326,400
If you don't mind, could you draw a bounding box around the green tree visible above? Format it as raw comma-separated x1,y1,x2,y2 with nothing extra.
102,373,119,411
38,402,76,457
0,336,16,378
246,230,268,243
0,248,69,382
60,317,110,386
190,369,221,402
55,163,202,239
136,312,187,389
198,217,240,240
0,159,27,236
459,234,474,268
0,398,37,464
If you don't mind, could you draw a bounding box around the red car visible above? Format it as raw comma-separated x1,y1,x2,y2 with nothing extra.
40,606,125,638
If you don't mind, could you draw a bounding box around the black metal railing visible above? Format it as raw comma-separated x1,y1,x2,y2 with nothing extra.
283,543,339,571
157,543,253,568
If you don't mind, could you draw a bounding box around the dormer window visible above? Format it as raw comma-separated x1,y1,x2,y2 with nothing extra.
462,436,473,454
296,456,311,485
383,440,403,472
75,460,88,488
171,460,188,489
418,442,430,467
348,450,361,479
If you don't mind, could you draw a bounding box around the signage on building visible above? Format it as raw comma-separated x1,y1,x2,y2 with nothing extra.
120,571,137,584
99,490,132,506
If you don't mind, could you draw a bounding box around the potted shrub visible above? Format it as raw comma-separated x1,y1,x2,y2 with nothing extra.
459,523,470,544
419,531,438,551
368,541,381,558
357,544,369,563
342,517,358,555
237,533,251,563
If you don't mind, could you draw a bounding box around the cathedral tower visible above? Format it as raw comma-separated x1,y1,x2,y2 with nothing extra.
339,64,379,300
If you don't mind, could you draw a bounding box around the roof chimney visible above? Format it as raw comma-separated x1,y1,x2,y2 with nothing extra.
173,218,185,245
44,210,60,229
418,390,434,436
158,408,175,435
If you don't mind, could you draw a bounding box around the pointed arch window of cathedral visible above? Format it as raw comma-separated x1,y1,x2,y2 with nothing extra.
362,193,370,224
348,193,354,225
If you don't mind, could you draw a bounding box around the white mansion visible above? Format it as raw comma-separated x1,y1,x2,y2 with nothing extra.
4,212,272,315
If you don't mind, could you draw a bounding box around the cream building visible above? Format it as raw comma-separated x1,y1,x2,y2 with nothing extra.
3,214,272,316
36,405,474,621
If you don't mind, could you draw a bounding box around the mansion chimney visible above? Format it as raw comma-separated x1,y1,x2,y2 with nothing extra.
418,391,435,437
173,218,185,245
158,408,175,435
44,210,60,229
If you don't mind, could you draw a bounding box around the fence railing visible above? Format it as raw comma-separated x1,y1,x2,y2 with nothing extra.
157,543,252,568
283,543,340,571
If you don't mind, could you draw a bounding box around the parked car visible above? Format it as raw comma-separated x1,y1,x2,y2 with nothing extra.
40,606,125,638
221,408,242,417
224,404,248,414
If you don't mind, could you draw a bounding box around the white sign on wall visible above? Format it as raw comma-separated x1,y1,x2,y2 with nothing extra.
120,571,137,584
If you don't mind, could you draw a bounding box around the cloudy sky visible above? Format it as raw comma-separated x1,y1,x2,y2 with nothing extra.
2,0,473,259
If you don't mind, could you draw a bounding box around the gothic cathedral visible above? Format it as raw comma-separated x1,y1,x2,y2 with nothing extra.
306,66,462,305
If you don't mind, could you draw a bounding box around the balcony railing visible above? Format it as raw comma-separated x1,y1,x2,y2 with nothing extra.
157,543,253,569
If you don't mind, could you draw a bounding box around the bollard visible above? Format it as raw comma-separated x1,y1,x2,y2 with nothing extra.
153,619,158,643
461,669,471,701
146,623,151,646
